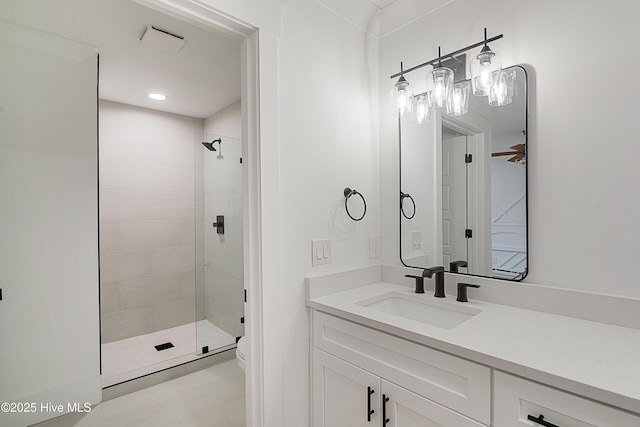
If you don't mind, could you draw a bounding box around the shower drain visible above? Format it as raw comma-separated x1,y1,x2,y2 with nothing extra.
154,342,175,351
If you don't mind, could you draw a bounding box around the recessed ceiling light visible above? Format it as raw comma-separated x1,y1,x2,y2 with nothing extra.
148,93,167,101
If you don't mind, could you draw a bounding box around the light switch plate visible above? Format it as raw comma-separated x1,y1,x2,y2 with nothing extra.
312,238,331,266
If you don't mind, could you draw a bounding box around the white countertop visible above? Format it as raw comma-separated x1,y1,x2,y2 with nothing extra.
307,282,640,415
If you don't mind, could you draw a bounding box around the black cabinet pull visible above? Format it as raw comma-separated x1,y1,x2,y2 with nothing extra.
367,387,375,422
382,394,390,426
528,414,560,427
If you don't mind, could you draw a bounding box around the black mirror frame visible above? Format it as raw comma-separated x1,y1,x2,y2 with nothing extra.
398,65,529,282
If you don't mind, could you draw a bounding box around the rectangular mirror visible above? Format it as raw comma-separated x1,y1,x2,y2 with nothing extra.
399,65,528,280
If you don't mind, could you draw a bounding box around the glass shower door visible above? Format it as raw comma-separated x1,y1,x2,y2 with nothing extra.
195,133,244,355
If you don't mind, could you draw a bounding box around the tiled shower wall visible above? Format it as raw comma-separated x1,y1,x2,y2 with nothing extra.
99,100,202,343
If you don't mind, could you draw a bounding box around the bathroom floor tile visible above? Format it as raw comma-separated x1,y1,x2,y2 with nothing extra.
33,360,245,427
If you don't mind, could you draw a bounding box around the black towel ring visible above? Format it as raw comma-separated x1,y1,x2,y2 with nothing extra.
343,187,367,221
400,192,416,220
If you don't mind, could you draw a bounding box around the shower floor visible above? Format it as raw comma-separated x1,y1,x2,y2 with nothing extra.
101,319,236,386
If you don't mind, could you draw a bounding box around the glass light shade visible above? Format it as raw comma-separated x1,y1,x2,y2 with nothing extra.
488,69,516,106
413,94,431,124
470,46,502,96
426,66,453,109
393,76,413,117
446,80,471,117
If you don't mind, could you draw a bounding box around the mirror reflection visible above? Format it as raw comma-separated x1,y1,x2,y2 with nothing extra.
399,65,528,281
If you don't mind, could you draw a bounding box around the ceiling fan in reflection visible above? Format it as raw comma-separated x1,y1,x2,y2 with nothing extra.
492,143,525,164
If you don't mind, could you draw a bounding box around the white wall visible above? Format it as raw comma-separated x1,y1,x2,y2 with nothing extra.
379,0,640,298
99,100,202,342
0,21,101,426
205,101,242,139
277,1,380,425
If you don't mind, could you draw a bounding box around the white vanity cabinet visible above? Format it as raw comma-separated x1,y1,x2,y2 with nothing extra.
308,278,640,427
312,312,491,426
313,349,485,427
494,371,640,427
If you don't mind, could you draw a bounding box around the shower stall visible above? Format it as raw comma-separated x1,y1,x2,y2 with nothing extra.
98,99,244,383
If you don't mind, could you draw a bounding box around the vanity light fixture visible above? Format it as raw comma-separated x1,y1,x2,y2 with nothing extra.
446,80,471,117
148,93,167,101
393,62,413,117
488,68,516,106
390,28,504,123
426,47,453,109
470,28,503,96
413,93,430,124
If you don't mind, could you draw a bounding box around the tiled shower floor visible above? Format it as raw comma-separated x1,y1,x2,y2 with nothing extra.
102,320,236,385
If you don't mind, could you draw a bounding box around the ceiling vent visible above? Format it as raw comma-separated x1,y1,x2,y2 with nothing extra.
140,25,185,53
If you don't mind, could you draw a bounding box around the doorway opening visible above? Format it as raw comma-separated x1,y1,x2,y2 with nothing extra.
96,0,246,385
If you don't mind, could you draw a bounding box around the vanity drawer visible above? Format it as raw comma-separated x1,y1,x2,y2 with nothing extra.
494,371,640,427
313,311,491,424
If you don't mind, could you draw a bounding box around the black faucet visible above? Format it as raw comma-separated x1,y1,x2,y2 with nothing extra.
449,260,468,273
404,274,425,294
423,266,445,298
456,283,480,302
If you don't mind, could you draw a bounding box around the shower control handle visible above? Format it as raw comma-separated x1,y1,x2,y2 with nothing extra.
212,215,225,235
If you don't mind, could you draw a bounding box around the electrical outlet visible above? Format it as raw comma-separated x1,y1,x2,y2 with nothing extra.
312,238,331,266
369,235,380,259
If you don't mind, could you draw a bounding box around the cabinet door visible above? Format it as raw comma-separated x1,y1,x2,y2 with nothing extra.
313,349,380,427
382,380,486,427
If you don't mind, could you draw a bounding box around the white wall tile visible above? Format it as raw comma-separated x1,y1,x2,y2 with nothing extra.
180,271,196,300
100,250,152,282
151,245,195,277
99,157,120,190
99,220,121,251
181,218,196,246
148,275,184,306
100,281,120,315
100,102,201,341
118,278,149,310
148,192,194,220
205,245,243,281
118,219,184,250
118,160,192,193
152,298,195,331
99,100,201,167
203,101,242,139
102,307,153,343
100,190,153,221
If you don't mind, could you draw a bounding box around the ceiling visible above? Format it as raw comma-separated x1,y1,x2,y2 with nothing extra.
2,0,241,119
314,0,455,37
3,0,457,118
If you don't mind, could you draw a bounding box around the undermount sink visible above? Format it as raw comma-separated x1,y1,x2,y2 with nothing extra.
357,292,481,329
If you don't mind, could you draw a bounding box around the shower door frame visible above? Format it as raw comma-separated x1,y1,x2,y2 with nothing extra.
131,1,280,426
